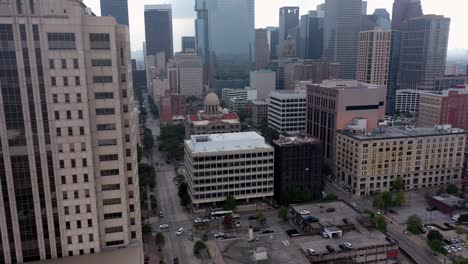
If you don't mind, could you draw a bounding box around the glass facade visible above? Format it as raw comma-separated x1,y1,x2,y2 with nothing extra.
144,5,173,59
100,0,129,26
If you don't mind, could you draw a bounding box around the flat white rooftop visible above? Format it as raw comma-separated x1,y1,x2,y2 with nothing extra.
186,132,272,153
31,246,143,264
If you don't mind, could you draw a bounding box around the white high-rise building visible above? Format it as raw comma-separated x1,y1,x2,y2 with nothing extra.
174,53,204,96
0,0,141,262
268,90,307,134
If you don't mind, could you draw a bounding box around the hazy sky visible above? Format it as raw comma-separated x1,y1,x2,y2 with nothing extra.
83,0,467,52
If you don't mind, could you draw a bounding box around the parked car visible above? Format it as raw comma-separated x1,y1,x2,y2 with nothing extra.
344,243,353,249
202,234,208,241
286,229,300,237
159,224,169,229
386,236,397,245
326,245,335,253
426,206,435,211
262,230,274,234
425,225,435,230
306,248,316,256
194,218,203,224
248,216,257,220
253,227,260,232
326,208,336,213
321,231,329,238
388,209,397,214
176,228,184,236
214,232,225,238
159,211,164,218
235,221,241,227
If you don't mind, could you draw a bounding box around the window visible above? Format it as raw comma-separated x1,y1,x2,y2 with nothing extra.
120,74,126,82
129,204,134,212
103,198,121,205
68,127,73,136
29,0,35,14
61,59,67,69
84,174,89,182
71,159,76,168
123,105,128,113
77,220,81,228
49,59,55,69
93,76,113,83
99,154,118,161
95,92,114,99
69,143,74,152
104,212,122,220
53,94,58,103
72,175,77,183
66,110,71,120
97,124,116,131
64,206,69,215
16,0,22,14
127,163,132,171
80,127,84,135
96,108,115,115
91,59,112,66
85,189,90,198
65,94,70,103
75,76,80,86
55,111,60,120
56,127,61,136
78,110,83,119
63,76,68,86
89,234,94,242
51,77,56,86
105,226,123,234
101,169,119,176
77,93,82,103
81,142,86,151
102,184,120,191
82,158,87,167
61,176,66,184
125,134,130,142
48,33,76,50
75,205,80,213
73,58,78,69
86,204,91,213
90,33,110,49
98,139,118,146
106,240,124,246
67,237,72,245
126,149,131,157
62,191,68,200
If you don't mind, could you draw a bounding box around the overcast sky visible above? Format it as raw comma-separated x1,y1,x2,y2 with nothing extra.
83,0,467,52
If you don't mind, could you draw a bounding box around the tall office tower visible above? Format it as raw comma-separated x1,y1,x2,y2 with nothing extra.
0,0,141,263
399,15,450,90
279,7,299,58
356,29,401,115
323,0,363,79
195,0,255,93
100,0,129,26
391,0,423,30
284,60,340,90
266,27,279,60
255,29,270,70
250,70,276,100
306,80,386,172
268,90,307,134
144,4,173,59
169,53,204,96
273,136,323,204
361,9,391,31
298,11,324,60
181,36,196,53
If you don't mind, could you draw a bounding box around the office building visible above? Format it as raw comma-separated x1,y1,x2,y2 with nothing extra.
323,0,362,79
144,5,173,59
336,125,466,196
160,95,188,125
399,15,450,90
273,136,323,204
226,97,248,114
181,36,196,53
395,89,424,113
361,9,391,31
432,76,466,91
418,88,468,131
251,100,269,128
279,7,299,58
185,93,241,138
0,0,141,262
266,27,279,60
184,132,274,207
306,80,386,170
255,28,270,70
298,10,324,60
268,90,307,134
222,88,248,104
169,53,204,97
356,29,401,115
250,70,276,101
391,0,423,30
100,0,129,26
284,60,340,90
195,0,209,64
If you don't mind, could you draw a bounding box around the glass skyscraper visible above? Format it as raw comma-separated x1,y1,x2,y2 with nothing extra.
144,5,173,59
100,0,129,26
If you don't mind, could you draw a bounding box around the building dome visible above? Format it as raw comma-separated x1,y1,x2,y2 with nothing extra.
204,92,220,106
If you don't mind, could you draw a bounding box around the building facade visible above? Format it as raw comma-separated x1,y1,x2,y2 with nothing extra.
391,0,423,30
399,15,450,90
250,70,276,101
144,5,173,58
298,10,324,60
266,27,279,60
184,132,274,207
395,89,424,113
273,136,323,204
181,36,196,53
0,0,141,262
284,60,340,90
336,126,466,196
323,0,363,79
251,100,269,129
222,88,248,104
268,90,307,134
306,80,386,171
279,7,299,58
171,53,204,96
100,0,129,26
255,28,270,70
418,88,468,131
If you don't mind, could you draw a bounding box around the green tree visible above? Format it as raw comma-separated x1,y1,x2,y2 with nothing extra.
193,240,207,257
446,184,459,194
376,215,387,232
278,206,288,221
177,182,190,206
159,124,185,160
256,212,266,225
224,195,237,211
452,257,468,264
373,194,384,209
323,193,338,201
459,214,468,222
427,239,444,253
150,195,158,210
143,128,154,151
407,214,422,234
394,191,406,207
393,177,405,191
260,119,279,143
427,230,443,241
142,223,151,236
155,232,166,251
381,191,393,211
148,96,159,118
139,163,156,188
137,144,143,162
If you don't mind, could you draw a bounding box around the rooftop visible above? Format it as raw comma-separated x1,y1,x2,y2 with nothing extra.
251,100,268,105
185,132,272,153
187,112,240,125
339,125,465,141
269,89,306,98
433,194,463,207
310,79,383,90
273,136,320,146
31,246,143,264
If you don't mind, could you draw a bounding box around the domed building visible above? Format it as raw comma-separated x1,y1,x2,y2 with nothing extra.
185,93,241,138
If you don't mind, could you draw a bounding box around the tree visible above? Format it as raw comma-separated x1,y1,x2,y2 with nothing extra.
148,96,159,119
224,195,237,211
394,191,406,207
407,214,422,234
150,195,158,210
427,230,443,241
278,206,288,221
193,240,207,257
446,184,459,194
155,232,166,251
323,193,338,201
452,257,468,264
143,128,154,151
459,214,468,222
260,119,279,143
177,182,190,206
223,215,235,229
142,223,151,236
137,144,143,162
139,163,156,188
256,212,266,225
373,195,384,209
376,215,387,232
427,239,444,253
381,191,393,211
393,177,405,191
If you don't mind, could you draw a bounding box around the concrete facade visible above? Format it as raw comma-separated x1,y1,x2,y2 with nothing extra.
268,90,307,134
250,70,276,101
283,60,339,90
255,29,270,70
395,89,424,114
251,100,269,129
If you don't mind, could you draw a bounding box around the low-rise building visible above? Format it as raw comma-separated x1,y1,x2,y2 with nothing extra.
251,100,269,128
184,132,274,207
185,93,240,138
273,136,323,204
336,124,466,196
268,89,307,134
160,94,187,125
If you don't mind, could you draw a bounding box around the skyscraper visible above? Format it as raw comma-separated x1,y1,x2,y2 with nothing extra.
266,27,279,60
181,36,196,53
255,28,270,70
100,0,129,26
356,29,401,115
323,0,363,79
195,0,209,64
144,5,173,59
298,10,324,60
0,0,141,262
399,15,450,90
391,0,423,30
279,7,299,58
